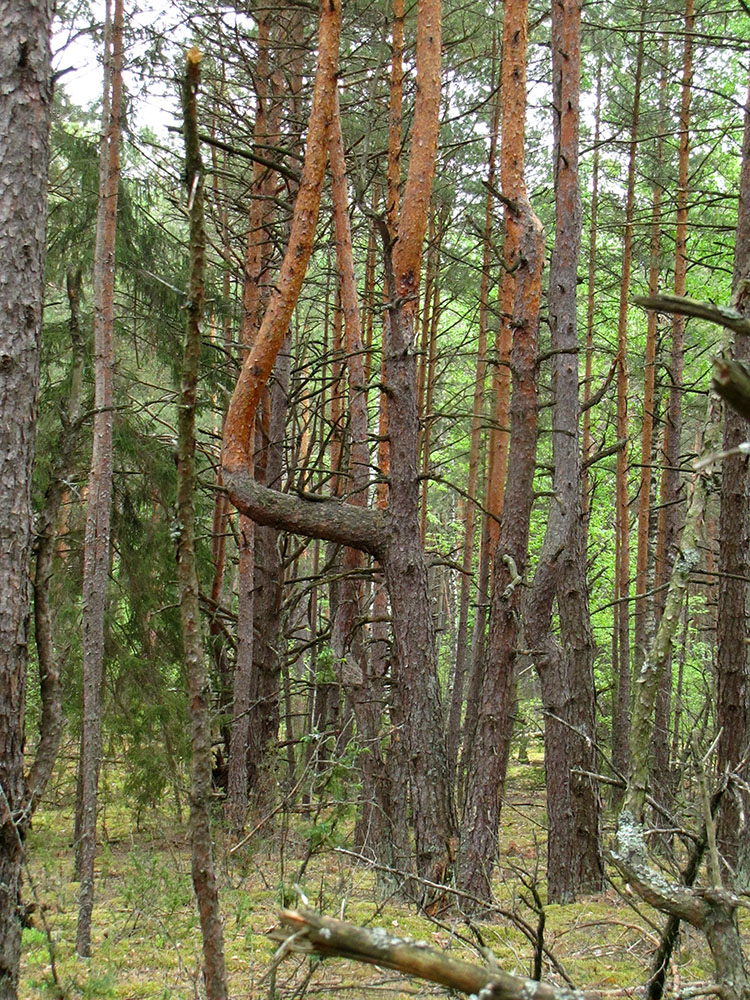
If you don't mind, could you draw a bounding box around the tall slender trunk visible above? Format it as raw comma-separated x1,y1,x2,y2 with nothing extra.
717,65,750,882
634,38,668,683
419,212,444,546
459,0,545,906
652,1,692,799
0,2,51,994
524,0,603,903
582,55,601,529
76,0,123,955
328,91,392,861
448,49,498,785
178,48,228,1000
611,6,645,783
375,0,411,879
226,13,271,832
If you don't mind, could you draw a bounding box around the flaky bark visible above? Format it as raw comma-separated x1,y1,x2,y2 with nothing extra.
717,64,750,881
524,0,602,903
380,0,457,895
0,2,51,994
178,48,228,1000
459,0,544,906
77,0,123,955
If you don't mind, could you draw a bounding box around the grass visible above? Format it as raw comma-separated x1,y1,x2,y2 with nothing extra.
18,748,734,999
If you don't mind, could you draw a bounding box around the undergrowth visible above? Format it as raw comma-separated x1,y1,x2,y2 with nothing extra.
19,748,734,999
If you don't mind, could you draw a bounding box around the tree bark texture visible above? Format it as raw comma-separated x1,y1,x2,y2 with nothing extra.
652,2,692,798
328,91,393,863
226,11,274,832
634,38,667,685
581,55,601,529
458,0,544,907
270,908,602,1000
524,0,602,903
0,2,51,994
77,0,123,956
611,7,645,783
222,0,341,475
717,64,750,881
447,48,498,786
178,48,228,1000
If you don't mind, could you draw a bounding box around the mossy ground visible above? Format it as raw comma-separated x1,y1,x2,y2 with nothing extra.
19,747,735,999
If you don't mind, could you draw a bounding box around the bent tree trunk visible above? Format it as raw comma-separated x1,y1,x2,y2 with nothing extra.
0,2,51,995
223,0,458,892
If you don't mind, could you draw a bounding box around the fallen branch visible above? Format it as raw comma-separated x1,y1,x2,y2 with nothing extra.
268,908,600,1000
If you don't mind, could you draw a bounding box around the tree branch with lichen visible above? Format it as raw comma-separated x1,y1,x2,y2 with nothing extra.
268,908,600,1000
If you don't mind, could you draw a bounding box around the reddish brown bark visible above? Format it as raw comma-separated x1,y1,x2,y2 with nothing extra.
223,0,341,476
419,211,444,546
458,0,545,906
386,0,404,240
77,0,123,954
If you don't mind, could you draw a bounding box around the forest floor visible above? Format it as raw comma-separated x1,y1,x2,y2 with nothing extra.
19,748,733,1000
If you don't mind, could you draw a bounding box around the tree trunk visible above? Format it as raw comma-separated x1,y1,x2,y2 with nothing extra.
717,64,750,883
447,42,498,787
611,5,645,783
177,48,228,1000
226,11,275,832
458,0,545,907
623,383,722,822
328,91,393,864
76,0,123,955
652,1,692,800
634,37,667,686
581,54,601,529
524,0,603,903
0,2,51,994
